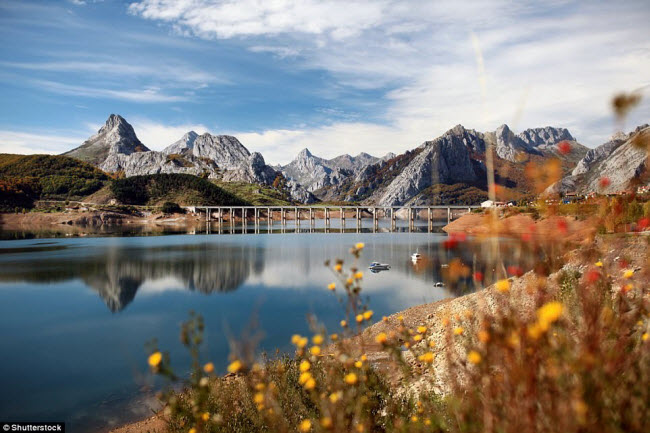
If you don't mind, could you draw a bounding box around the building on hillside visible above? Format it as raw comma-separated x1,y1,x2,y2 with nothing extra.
481,200,507,208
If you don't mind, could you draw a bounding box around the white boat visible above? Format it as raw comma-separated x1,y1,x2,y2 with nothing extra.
411,252,422,262
369,261,391,271
434,282,445,287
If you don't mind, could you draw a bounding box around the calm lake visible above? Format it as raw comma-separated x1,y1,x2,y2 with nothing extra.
0,224,521,432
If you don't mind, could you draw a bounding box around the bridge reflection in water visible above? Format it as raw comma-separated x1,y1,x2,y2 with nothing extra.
188,205,479,234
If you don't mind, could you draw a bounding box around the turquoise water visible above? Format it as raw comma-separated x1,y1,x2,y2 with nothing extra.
0,230,515,432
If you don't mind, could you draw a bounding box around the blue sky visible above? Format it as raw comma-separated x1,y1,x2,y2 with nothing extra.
0,0,648,164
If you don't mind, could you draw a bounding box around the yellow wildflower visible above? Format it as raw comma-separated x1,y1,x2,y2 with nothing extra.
203,362,214,373
354,271,364,279
329,392,341,403
417,326,427,333
413,334,423,342
425,419,432,426
310,346,321,356
299,419,312,432
411,416,418,422
495,279,510,293
428,340,435,348
201,412,210,421
312,334,324,345
340,320,348,328
623,269,634,279
375,332,387,344
467,350,482,364
148,351,162,367
297,337,308,348
418,352,435,363
527,322,543,340
642,333,648,341
327,283,336,291
346,278,354,285
189,428,196,433
291,334,301,345
537,301,563,330
595,261,603,267
299,360,311,372
344,372,358,385
478,330,490,343
363,310,373,320
304,377,316,390
354,360,363,368
356,314,364,323
398,315,404,322
361,354,367,362
330,333,338,341
382,316,388,322
253,393,264,404
255,383,265,391
299,371,312,385
454,327,464,335
355,242,365,249
321,416,333,429
334,264,342,272
227,360,243,374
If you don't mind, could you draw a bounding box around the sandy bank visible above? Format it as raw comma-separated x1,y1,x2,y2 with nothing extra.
443,212,598,243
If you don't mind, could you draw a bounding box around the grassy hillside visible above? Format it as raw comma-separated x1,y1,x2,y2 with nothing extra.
110,173,249,206
0,154,109,210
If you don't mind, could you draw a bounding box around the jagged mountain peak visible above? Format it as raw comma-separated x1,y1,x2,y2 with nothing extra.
297,148,313,158
163,130,200,154
63,114,148,165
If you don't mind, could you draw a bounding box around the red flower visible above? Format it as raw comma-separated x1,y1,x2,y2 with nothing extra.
557,141,571,155
443,238,458,249
473,271,484,282
637,217,650,231
599,177,611,188
451,232,467,242
521,232,532,242
556,219,568,234
585,269,601,283
507,265,523,277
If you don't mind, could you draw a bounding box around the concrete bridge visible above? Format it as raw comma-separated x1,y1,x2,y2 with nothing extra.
185,205,479,231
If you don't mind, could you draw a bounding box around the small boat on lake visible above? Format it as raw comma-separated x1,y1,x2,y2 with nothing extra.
369,261,391,272
411,252,422,262
434,282,445,287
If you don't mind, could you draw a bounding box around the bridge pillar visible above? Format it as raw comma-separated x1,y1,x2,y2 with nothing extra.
295,207,299,228
281,208,286,225
206,208,210,222
447,207,451,225
428,207,432,232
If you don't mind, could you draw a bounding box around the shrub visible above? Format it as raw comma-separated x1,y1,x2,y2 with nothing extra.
110,173,249,206
161,201,184,214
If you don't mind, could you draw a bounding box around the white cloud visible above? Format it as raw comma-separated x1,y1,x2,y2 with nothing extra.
128,0,650,160
31,79,189,103
0,130,88,154
1,60,225,86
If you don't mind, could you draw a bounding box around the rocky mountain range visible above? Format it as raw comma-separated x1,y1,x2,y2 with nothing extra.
287,124,592,206
277,148,395,193
64,115,316,203
548,124,649,195
62,114,648,207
